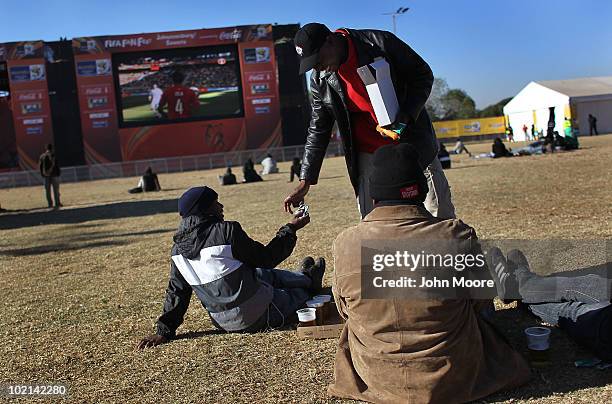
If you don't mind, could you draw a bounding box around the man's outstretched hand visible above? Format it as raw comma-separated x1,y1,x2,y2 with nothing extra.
289,212,310,231
136,334,168,350
284,180,310,213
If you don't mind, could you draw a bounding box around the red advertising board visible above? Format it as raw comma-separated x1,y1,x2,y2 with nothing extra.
2,41,54,170
72,24,282,163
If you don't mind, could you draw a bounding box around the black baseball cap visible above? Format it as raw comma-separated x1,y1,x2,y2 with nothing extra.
294,23,332,74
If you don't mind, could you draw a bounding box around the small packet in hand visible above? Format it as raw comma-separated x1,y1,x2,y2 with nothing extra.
295,201,310,218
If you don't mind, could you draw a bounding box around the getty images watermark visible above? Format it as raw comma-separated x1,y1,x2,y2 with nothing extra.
361,239,612,300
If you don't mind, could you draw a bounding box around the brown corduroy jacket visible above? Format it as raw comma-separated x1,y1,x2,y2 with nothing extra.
329,204,531,404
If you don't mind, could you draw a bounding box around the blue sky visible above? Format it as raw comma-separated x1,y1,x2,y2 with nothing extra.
1,0,610,108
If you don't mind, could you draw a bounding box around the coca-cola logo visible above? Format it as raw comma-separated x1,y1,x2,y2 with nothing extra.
219,29,242,41
247,72,271,82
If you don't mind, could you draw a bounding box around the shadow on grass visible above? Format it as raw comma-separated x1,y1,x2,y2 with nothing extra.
0,198,178,230
174,329,227,340
0,240,127,257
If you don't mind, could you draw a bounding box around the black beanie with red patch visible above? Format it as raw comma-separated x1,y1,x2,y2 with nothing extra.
368,143,428,203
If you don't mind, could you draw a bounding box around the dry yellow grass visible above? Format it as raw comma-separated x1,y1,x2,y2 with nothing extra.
1,135,611,403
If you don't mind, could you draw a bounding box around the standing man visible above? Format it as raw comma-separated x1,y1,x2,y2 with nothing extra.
588,113,598,136
38,143,61,209
284,23,455,219
157,71,199,120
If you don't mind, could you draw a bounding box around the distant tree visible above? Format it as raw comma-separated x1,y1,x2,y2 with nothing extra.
425,78,449,120
441,89,477,120
478,97,512,118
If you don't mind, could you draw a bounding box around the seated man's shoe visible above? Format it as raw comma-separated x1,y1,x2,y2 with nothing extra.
506,249,531,276
300,256,315,271
486,247,520,303
304,257,325,294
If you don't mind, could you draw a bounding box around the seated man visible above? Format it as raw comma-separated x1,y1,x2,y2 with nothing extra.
261,153,279,175
137,186,324,349
329,144,530,403
492,137,513,158
219,167,237,186
438,142,451,169
243,159,263,183
129,167,161,193
453,137,471,156
487,248,612,362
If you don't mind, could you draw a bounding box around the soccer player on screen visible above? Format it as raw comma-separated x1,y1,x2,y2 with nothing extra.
149,84,163,118
157,71,199,119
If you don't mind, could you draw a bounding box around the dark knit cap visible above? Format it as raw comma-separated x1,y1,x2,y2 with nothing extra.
368,144,428,203
178,186,218,217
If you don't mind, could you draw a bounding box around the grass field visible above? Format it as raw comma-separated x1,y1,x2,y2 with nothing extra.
122,90,242,122
1,135,611,403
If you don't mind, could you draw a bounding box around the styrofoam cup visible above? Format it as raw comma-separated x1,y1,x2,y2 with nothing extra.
313,295,331,303
306,300,324,308
296,308,316,322
525,326,551,350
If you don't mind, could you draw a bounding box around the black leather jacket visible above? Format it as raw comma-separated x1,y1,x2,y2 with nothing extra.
300,28,438,194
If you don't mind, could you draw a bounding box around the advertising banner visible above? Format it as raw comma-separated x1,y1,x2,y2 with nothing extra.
3,41,54,169
434,116,506,139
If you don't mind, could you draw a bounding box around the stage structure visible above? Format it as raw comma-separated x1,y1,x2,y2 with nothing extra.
0,24,309,170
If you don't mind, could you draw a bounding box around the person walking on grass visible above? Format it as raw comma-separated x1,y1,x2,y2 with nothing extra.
38,143,61,209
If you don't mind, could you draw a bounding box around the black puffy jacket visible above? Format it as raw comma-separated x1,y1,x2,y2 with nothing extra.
300,28,438,194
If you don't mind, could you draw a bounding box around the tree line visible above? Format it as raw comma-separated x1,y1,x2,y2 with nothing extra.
425,78,511,121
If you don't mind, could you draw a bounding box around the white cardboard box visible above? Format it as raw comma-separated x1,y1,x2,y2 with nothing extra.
357,58,399,126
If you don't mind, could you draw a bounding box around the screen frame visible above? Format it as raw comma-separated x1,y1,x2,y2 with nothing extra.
111,44,245,129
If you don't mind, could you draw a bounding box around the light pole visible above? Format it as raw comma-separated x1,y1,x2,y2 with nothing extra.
383,7,410,34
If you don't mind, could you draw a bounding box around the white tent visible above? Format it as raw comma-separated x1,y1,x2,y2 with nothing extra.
503,76,612,140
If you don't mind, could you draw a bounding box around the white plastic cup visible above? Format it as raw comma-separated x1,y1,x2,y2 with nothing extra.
306,300,324,308
296,308,316,326
313,295,331,303
524,326,551,350
306,300,325,325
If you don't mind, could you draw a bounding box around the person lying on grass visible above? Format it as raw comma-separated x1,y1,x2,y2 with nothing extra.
487,248,612,363
137,186,324,349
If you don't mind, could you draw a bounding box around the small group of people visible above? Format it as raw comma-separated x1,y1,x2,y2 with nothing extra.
132,22,607,402
219,158,263,185
219,155,304,186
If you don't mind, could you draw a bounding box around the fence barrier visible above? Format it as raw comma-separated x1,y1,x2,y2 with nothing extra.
0,142,345,189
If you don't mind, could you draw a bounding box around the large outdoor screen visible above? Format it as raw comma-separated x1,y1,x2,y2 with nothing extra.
113,45,243,127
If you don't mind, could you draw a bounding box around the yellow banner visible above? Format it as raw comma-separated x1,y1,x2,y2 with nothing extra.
433,116,505,139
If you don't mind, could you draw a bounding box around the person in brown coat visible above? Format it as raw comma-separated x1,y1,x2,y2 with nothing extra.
329,143,530,403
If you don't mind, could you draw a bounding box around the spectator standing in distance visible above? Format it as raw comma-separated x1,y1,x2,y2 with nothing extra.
505,125,514,142
588,114,598,136
38,144,61,209
289,157,302,183
522,124,529,141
